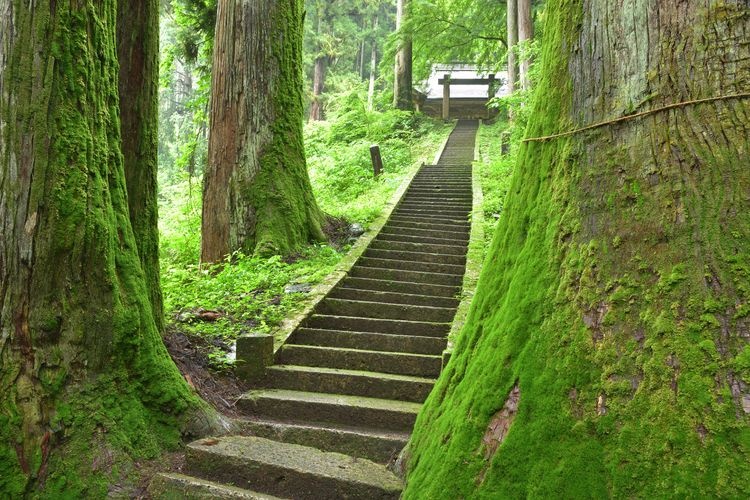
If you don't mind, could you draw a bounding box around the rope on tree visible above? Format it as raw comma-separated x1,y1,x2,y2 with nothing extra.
522,92,750,143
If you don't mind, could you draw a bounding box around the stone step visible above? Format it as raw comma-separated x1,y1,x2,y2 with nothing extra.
289,327,448,355
317,297,455,322
340,276,460,298
149,473,285,499
408,188,471,194
386,219,471,234
186,436,402,499
398,200,472,209
277,345,442,377
305,314,450,337
407,189,472,196
329,285,460,308
357,256,466,276
411,178,470,183
377,232,469,248
369,238,466,256
349,265,464,286
392,206,470,217
389,213,469,225
406,183,473,193
403,193,473,202
262,365,435,403
237,389,421,432
399,200,471,209
364,247,466,266
392,205,470,217
234,418,409,464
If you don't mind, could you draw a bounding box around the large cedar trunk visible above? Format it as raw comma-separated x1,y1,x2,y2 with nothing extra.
117,0,164,331
405,1,750,498
393,0,413,110
202,0,325,262
0,2,214,496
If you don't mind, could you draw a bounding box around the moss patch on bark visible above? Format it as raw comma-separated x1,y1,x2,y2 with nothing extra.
404,1,750,497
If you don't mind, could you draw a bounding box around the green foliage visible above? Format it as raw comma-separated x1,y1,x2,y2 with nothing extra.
475,119,516,245
158,74,451,363
163,246,342,346
405,0,508,82
306,75,451,222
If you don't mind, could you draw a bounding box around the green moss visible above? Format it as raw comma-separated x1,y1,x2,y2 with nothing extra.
404,0,750,497
1,2,212,496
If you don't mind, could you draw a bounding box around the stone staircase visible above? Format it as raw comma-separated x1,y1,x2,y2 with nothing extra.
150,121,479,499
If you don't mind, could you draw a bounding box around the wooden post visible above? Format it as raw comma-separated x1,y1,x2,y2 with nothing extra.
487,74,496,119
501,131,511,155
442,75,451,120
370,145,384,177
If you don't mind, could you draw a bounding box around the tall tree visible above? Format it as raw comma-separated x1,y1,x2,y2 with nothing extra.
309,0,331,121
405,1,750,498
202,0,326,262
367,16,380,111
0,2,216,496
517,0,533,90
118,0,164,331
393,0,413,110
506,0,518,92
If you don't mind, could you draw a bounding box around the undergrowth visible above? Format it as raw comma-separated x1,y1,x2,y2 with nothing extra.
159,78,451,368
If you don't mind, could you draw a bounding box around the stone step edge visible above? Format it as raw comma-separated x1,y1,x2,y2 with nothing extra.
185,436,403,498
149,473,286,500
267,364,437,384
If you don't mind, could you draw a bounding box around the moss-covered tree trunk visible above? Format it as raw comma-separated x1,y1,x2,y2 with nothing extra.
201,0,325,262
0,2,216,496
117,0,164,331
405,1,750,498
393,0,413,110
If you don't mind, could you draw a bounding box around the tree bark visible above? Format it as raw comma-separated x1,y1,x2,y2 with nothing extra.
517,0,532,90
309,56,327,121
117,0,164,331
367,17,379,111
0,2,214,495
506,0,518,92
405,1,750,498
393,0,413,110
202,0,326,262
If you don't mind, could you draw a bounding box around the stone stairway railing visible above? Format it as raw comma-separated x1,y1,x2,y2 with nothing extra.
149,120,480,500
